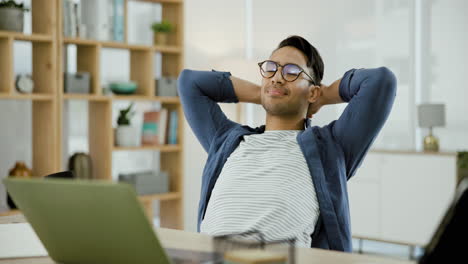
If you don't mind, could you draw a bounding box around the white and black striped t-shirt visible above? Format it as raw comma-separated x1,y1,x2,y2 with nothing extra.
200,130,320,247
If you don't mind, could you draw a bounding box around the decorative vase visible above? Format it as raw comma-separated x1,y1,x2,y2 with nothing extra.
115,125,139,147
7,161,32,209
9,161,32,178
153,32,168,46
16,74,34,93
423,131,439,152
68,153,93,179
0,8,24,32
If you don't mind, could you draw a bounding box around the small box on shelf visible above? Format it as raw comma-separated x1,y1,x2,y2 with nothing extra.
118,170,169,195
64,72,91,94
155,77,178,97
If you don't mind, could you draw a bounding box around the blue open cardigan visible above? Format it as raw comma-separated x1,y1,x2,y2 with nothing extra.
177,67,396,252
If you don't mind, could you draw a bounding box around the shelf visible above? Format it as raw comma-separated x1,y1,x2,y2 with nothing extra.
0,93,54,101
63,37,98,46
101,41,152,51
111,95,180,103
62,94,180,103
138,192,181,203
63,94,110,101
0,0,184,230
63,37,181,53
130,0,183,4
64,38,151,51
113,144,181,152
154,45,182,54
0,31,53,42
154,96,180,103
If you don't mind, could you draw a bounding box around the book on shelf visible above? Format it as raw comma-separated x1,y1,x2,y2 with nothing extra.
141,109,178,146
168,110,178,145
62,0,77,38
65,0,124,41
75,1,83,38
159,109,168,145
142,111,160,145
113,0,125,42
80,0,112,41
62,0,87,38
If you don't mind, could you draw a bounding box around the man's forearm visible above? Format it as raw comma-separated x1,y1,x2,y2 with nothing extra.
230,76,261,104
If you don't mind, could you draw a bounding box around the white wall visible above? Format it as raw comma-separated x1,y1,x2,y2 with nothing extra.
182,0,246,232
430,0,468,151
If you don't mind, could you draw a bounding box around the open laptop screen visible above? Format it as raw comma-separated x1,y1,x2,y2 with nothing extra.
419,178,468,263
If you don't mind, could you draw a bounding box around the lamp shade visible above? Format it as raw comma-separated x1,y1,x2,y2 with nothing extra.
418,103,446,128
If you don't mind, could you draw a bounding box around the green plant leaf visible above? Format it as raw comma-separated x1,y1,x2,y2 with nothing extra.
0,0,29,11
151,20,173,33
117,103,135,126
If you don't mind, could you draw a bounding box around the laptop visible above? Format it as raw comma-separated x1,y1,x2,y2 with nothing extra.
419,177,468,263
3,177,214,264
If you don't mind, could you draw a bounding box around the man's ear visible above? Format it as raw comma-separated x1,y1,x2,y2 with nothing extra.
308,84,321,103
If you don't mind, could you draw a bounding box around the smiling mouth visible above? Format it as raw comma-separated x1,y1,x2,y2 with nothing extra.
266,88,288,97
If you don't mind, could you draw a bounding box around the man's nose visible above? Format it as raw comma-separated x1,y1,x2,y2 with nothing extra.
271,68,285,84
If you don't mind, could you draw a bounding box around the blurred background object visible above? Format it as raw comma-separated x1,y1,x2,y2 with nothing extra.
418,103,446,152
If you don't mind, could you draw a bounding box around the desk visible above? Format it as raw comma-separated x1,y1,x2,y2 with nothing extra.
0,215,415,264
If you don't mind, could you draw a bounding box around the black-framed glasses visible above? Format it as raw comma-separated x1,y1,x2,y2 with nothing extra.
258,60,316,84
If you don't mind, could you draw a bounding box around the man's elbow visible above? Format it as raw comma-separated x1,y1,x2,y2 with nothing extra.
177,69,195,96
375,67,397,97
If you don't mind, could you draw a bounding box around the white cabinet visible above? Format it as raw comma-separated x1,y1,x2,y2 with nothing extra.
348,151,457,246
348,180,381,238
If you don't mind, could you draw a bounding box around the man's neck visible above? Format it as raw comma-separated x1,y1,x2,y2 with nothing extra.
265,114,305,131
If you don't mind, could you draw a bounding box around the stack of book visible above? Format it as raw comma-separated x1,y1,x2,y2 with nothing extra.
63,0,124,42
141,109,178,146
62,0,78,38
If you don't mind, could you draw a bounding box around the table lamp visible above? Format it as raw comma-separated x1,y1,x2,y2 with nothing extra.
418,103,446,152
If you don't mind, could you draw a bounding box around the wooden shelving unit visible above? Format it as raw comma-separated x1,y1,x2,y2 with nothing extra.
0,0,58,181
0,93,54,101
57,0,184,229
0,31,53,42
113,145,182,152
1,0,184,230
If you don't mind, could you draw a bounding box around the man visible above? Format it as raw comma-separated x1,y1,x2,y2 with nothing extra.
177,35,396,251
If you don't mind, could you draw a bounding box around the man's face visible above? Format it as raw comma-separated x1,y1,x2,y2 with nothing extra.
260,46,317,118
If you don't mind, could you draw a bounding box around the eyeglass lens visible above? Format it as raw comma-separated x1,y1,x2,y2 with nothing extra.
260,61,302,81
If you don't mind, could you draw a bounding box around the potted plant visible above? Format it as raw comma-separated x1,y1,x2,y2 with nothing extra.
151,20,173,46
458,151,468,184
115,103,139,147
0,0,29,32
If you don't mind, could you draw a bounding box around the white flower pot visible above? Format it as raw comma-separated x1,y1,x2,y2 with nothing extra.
0,8,24,32
115,126,139,147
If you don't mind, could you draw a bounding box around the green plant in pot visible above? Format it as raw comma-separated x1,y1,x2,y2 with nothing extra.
151,20,173,46
115,103,139,147
458,151,468,184
0,0,29,32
